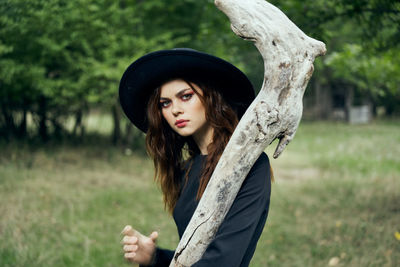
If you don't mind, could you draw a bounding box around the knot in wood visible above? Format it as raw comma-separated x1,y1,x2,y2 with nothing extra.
253,101,277,143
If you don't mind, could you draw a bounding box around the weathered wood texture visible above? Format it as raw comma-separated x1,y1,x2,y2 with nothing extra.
170,0,326,266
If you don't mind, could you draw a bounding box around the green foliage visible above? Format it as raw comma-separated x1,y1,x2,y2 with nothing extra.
272,0,400,49
0,0,178,139
326,44,400,98
0,0,399,140
272,0,400,114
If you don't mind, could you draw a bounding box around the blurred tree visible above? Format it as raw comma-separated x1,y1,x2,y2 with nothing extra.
326,45,400,115
270,0,400,49
133,0,264,87
0,0,398,142
0,0,176,141
270,0,400,117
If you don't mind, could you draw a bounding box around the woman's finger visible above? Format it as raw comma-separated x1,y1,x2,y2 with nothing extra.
123,244,138,252
122,235,138,245
121,225,135,236
149,231,158,242
124,252,136,260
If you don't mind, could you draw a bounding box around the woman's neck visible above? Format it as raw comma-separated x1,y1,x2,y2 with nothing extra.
193,125,214,155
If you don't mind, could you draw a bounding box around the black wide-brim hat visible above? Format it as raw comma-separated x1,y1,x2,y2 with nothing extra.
119,48,255,133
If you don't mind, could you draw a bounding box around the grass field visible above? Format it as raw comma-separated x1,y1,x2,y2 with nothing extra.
0,121,399,267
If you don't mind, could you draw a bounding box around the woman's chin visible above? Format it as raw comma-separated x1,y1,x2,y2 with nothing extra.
174,128,194,137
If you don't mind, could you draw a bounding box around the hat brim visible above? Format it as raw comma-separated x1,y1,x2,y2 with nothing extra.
119,49,255,133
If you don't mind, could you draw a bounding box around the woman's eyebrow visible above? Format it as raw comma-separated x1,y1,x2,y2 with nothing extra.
160,88,192,101
175,88,192,97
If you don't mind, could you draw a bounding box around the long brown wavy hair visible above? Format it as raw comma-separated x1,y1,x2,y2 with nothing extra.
145,77,239,212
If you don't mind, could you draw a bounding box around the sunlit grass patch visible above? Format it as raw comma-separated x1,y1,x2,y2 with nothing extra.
259,121,400,267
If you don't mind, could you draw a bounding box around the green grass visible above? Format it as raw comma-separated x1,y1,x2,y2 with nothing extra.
1,121,399,266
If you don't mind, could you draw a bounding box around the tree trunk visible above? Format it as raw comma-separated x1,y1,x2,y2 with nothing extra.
1,105,16,138
314,80,322,119
51,117,64,140
170,1,326,266
112,103,121,145
124,122,133,146
72,109,86,138
38,96,48,142
345,86,354,122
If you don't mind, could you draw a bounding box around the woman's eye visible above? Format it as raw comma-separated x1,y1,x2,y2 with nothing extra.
160,101,170,108
181,93,193,101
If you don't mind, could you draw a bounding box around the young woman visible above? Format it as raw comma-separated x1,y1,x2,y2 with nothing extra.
119,48,272,267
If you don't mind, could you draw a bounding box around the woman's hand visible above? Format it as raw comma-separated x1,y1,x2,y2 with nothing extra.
121,225,158,265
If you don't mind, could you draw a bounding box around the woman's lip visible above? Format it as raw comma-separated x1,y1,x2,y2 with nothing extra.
176,121,187,128
175,119,188,125
175,120,188,128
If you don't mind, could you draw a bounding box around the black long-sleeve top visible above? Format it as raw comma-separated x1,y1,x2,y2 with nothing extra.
147,152,271,267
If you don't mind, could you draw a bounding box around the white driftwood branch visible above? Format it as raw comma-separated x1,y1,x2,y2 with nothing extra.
170,0,326,266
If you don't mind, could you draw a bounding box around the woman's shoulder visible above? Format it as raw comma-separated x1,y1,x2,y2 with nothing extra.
250,152,270,173
244,152,271,188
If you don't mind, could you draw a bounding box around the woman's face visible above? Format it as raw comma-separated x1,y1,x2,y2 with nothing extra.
159,79,210,138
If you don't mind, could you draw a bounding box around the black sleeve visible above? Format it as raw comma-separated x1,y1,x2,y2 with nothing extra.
139,247,175,267
192,153,271,267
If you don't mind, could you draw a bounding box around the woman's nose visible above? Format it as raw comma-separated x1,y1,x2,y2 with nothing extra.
171,103,183,116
